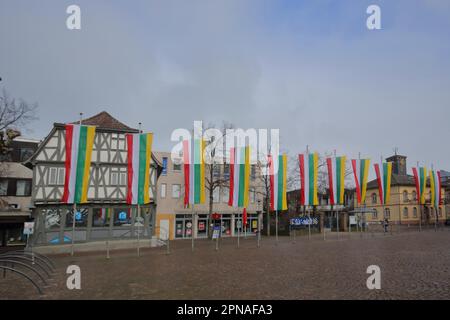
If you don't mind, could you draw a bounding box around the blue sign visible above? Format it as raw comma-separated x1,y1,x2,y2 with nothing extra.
75,211,82,221
119,211,127,221
290,217,319,226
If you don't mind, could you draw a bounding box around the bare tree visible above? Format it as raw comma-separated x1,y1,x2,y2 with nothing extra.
0,89,37,157
203,122,234,237
0,88,37,207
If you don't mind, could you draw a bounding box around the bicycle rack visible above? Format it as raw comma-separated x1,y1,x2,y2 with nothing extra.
8,250,56,270
0,250,55,295
0,254,52,278
0,266,43,295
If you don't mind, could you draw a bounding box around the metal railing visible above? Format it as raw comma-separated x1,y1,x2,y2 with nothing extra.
0,250,55,295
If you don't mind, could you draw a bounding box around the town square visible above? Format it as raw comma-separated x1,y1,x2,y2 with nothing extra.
1,0,450,307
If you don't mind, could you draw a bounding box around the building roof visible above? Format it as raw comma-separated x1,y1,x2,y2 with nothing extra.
70,111,139,133
367,174,416,189
0,162,33,179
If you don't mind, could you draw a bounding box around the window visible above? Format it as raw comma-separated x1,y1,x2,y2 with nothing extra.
48,167,64,185
111,172,118,185
413,207,418,218
213,165,221,178
16,180,31,196
223,164,230,179
160,183,167,198
172,184,181,198
222,187,229,203
49,167,58,185
403,207,409,218
92,208,111,227
120,173,126,185
213,187,220,203
173,159,182,171
251,165,256,180
372,193,377,204
58,168,65,185
0,180,8,196
412,191,417,201
384,208,390,219
19,148,35,162
372,209,378,219
403,191,409,202
162,157,168,175
250,188,256,204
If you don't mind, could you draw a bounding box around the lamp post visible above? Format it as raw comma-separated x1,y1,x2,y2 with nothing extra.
257,199,262,248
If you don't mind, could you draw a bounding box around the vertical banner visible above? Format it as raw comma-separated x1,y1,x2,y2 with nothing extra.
351,158,370,205
412,166,428,205
269,154,287,211
62,124,96,204
374,161,392,205
299,152,319,206
326,156,346,205
126,133,153,205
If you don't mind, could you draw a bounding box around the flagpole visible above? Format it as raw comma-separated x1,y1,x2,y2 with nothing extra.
237,212,240,248
417,161,422,232
275,210,279,244
106,208,110,259
71,114,83,257
136,204,141,257
381,155,387,235
308,208,311,240
191,205,195,252
71,203,76,256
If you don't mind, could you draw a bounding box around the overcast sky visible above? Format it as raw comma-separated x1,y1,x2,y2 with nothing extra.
1,0,449,173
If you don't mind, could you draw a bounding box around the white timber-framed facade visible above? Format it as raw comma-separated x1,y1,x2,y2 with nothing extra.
25,112,162,246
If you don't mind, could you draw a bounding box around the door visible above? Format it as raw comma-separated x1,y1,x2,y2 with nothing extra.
159,219,169,240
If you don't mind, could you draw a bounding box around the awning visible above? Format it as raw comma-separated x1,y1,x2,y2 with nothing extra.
0,212,31,223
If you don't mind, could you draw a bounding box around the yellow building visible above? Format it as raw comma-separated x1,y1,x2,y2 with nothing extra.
356,155,446,225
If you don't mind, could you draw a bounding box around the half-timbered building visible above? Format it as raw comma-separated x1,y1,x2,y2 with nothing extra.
25,112,162,246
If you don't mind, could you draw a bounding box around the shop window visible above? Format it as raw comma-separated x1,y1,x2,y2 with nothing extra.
65,208,89,228
113,208,132,226
93,208,111,227
44,209,62,230
197,215,208,238
175,215,193,239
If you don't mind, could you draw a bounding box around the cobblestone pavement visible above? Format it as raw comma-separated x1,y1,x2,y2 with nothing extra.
1,228,450,300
